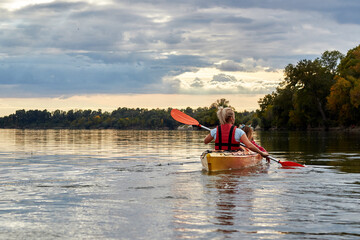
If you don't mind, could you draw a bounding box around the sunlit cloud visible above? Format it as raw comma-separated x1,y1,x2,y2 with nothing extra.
165,66,283,95
0,0,112,11
1,0,53,11
0,0,360,114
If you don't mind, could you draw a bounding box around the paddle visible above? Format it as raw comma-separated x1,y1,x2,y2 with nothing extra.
171,109,305,167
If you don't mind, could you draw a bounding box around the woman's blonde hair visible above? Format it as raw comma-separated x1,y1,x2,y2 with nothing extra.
217,107,235,125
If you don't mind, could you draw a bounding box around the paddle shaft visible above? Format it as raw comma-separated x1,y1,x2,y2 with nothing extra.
199,125,211,131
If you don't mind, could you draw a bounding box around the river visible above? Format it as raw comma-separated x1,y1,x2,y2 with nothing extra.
0,129,359,239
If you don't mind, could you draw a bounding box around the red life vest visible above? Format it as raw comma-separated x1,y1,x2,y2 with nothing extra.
215,124,241,151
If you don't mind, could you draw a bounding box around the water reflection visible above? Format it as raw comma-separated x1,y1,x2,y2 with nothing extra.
0,129,359,239
257,130,360,173
171,165,272,239
206,164,270,237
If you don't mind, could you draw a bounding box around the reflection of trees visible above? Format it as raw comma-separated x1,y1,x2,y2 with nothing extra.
215,175,237,233
259,130,360,171
211,165,269,236
329,159,360,173
171,164,269,239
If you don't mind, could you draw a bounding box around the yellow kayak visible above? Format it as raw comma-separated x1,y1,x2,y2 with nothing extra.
201,147,263,172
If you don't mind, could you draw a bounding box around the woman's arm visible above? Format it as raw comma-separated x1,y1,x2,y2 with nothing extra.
204,133,214,144
252,140,267,152
240,134,269,158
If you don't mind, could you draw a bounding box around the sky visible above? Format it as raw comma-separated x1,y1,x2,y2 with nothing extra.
1,0,360,116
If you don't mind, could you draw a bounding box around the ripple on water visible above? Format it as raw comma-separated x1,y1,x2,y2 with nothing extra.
0,129,359,239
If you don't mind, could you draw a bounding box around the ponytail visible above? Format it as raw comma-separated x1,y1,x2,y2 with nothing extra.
217,107,235,125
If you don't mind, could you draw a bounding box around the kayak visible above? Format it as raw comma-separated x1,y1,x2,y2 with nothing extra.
200,147,263,172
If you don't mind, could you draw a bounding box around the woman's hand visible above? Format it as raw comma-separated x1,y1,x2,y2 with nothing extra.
260,151,269,158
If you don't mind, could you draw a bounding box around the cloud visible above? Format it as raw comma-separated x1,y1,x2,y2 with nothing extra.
17,1,88,13
0,52,210,97
212,73,238,83
190,77,204,88
0,0,360,98
215,59,272,72
215,60,245,72
168,66,283,95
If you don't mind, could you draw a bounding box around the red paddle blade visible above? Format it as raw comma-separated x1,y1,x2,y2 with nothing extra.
171,109,199,126
279,161,305,167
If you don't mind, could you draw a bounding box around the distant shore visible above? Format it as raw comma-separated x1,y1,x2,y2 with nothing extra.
264,126,360,132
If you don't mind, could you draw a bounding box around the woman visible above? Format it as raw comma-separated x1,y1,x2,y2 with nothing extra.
242,125,267,153
204,107,269,158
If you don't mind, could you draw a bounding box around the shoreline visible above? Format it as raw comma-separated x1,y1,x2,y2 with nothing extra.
265,126,360,132
1,126,360,132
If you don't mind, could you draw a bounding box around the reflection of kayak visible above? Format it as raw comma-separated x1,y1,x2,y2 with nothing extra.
201,148,263,172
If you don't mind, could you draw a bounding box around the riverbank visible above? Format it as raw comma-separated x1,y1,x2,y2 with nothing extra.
263,125,360,132
329,126,360,132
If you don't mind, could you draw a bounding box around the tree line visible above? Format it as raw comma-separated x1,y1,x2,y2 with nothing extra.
0,100,256,130
1,44,359,130
257,44,360,130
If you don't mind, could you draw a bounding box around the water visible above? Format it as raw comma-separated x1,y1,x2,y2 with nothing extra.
0,129,359,239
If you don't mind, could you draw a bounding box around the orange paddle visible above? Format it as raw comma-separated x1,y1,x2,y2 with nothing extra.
170,109,210,131
171,109,305,167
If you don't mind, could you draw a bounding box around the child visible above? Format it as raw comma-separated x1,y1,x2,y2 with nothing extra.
242,125,267,153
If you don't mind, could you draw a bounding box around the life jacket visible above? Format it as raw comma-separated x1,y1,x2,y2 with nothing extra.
215,124,241,151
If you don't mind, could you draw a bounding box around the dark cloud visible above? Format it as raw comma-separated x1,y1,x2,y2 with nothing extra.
333,10,360,24
16,1,88,14
216,60,245,72
0,0,359,97
212,74,238,83
190,77,204,88
0,53,208,97
217,0,360,24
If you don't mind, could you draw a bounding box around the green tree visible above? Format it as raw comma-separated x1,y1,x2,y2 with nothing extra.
320,50,344,74
257,93,275,129
272,85,295,128
257,50,343,129
327,44,360,125
210,98,231,109
284,59,330,127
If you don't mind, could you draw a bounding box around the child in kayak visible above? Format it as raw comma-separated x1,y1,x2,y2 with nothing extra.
242,125,269,163
204,107,269,159
241,125,267,153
